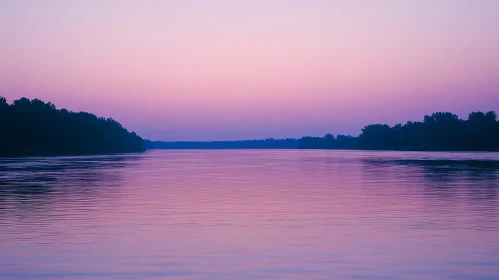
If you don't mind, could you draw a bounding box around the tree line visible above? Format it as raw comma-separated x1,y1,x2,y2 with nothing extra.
0,96,145,157
299,111,499,151
2,95,497,154
145,138,298,149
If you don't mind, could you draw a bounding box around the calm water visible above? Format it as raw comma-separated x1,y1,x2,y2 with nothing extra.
1,150,499,280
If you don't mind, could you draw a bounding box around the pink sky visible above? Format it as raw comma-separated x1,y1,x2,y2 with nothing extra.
1,0,498,140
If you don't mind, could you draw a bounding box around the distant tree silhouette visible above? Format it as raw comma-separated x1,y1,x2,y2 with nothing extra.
335,135,358,149
0,96,145,157
145,138,298,149
298,133,358,149
359,124,391,149
298,111,499,151
467,111,498,150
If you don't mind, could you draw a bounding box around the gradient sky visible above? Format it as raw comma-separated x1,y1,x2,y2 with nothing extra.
1,0,498,140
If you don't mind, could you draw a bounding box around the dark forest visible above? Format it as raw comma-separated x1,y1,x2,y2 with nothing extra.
298,112,499,151
0,96,145,157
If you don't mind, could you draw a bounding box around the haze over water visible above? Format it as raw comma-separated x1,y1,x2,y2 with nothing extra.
1,150,498,279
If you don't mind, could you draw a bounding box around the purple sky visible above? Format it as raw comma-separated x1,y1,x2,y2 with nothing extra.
1,0,498,141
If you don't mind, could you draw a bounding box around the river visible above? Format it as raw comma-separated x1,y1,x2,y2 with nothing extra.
1,150,498,279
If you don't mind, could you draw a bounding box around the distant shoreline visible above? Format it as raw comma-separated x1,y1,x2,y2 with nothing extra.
147,111,499,152
145,140,499,152
2,96,498,156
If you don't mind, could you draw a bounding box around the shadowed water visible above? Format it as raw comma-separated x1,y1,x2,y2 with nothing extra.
1,150,499,280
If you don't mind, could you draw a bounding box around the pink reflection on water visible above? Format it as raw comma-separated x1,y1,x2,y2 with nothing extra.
1,150,499,279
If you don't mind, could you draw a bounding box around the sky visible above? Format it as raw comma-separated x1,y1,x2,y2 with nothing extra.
1,0,498,141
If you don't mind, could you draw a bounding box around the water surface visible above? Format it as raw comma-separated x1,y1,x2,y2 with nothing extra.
1,150,499,279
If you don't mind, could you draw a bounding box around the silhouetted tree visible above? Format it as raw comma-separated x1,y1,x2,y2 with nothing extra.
298,111,499,151
467,111,497,150
359,124,391,149
0,96,145,157
335,135,358,149
298,134,358,150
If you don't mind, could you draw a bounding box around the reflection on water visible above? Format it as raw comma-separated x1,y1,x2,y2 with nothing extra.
1,150,499,280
